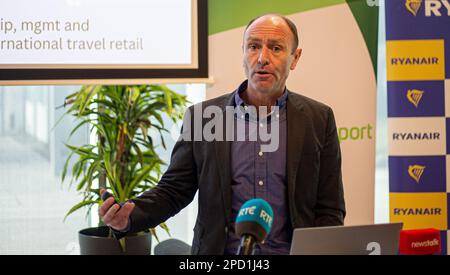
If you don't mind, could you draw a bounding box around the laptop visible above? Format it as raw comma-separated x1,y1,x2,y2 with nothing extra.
290,223,403,255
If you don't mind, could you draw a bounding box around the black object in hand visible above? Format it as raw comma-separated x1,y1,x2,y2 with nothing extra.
101,191,125,208
101,190,115,202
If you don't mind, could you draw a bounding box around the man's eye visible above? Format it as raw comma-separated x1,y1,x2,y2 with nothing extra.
248,43,261,51
273,46,281,52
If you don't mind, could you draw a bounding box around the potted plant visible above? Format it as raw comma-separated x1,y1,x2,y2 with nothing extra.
60,84,187,255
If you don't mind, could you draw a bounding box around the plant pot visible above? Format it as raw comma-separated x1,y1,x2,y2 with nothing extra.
78,226,152,255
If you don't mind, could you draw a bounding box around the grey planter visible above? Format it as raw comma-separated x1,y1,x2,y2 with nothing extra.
78,226,152,255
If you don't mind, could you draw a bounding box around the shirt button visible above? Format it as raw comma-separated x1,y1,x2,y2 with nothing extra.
260,123,264,128
276,114,280,118
240,115,244,119
258,151,263,157
258,180,264,186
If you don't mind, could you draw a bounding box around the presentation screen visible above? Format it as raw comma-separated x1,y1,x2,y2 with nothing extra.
0,0,208,84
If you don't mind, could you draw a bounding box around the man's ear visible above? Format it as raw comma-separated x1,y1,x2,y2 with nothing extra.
290,48,302,70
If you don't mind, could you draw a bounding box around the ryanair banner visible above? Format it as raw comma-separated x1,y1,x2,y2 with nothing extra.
208,1,378,226
386,0,450,254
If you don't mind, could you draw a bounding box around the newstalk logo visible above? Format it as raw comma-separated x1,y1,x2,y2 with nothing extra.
405,0,450,16
411,238,440,248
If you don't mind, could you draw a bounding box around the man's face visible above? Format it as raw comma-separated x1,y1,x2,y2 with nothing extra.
243,16,302,95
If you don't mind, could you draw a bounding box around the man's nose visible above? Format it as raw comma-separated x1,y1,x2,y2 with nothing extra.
257,46,270,65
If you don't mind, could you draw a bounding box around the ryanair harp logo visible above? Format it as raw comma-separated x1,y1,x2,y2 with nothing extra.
407,89,424,108
406,0,422,16
408,165,426,183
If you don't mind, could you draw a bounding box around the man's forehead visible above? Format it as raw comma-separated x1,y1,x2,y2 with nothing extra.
244,15,291,39
245,36,286,45
252,15,286,27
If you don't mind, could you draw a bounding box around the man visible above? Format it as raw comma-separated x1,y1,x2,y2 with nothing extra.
100,14,345,255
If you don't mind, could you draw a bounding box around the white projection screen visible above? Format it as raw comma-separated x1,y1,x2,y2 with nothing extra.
0,0,208,84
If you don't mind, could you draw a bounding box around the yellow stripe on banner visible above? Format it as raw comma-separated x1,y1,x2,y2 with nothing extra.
386,40,445,81
390,193,447,230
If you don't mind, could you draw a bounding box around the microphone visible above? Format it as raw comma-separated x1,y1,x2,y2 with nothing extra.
399,228,441,255
235,198,274,255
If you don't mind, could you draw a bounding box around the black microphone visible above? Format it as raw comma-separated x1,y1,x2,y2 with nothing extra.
235,198,274,255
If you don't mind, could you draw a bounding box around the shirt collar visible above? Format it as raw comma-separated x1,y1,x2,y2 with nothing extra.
234,80,288,108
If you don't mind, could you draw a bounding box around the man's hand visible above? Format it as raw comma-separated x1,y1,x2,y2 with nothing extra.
99,189,135,231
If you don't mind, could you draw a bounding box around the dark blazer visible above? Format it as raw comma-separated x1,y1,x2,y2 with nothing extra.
128,90,346,255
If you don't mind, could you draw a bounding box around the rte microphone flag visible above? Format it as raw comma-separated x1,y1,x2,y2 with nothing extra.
235,198,274,255
399,228,441,255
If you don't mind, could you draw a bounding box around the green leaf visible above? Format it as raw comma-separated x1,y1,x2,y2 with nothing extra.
129,86,141,103
159,222,171,237
149,228,159,243
103,151,115,186
64,200,99,221
161,86,173,114
65,144,97,159
68,119,91,140
79,85,102,116
132,143,145,167
77,161,99,191
61,151,76,183
76,176,88,192
125,160,157,195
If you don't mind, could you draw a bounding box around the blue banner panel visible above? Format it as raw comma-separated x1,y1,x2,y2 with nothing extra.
389,156,446,192
388,81,445,117
440,231,447,255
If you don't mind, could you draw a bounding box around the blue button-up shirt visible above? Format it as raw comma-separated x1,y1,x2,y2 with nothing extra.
224,80,292,255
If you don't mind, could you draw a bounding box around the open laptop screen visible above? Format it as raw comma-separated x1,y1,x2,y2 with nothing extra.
290,223,403,255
